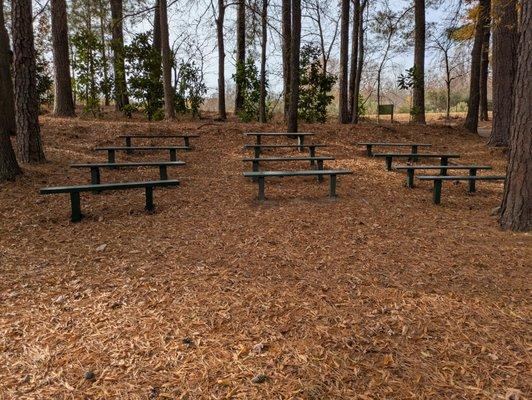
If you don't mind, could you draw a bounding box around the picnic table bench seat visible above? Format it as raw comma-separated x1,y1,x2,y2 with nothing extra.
71,161,186,184
243,143,327,158
94,146,190,163
40,180,180,222
394,165,493,187
243,169,352,201
416,175,506,204
357,142,431,157
373,153,460,171
244,132,314,147
118,134,199,148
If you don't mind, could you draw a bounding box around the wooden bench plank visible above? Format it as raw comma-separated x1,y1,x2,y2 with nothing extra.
356,142,431,156
416,175,505,204
243,170,352,201
243,156,335,181
394,165,493,188
93,146,190,162
70,162,186,183
243,143,327,158
118,134,198,148
40,180,180,222
373,153,460,171
244,132,315,147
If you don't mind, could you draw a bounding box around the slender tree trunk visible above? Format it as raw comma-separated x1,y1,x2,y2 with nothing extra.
11,0,45,163
99,8,110,106
287,0,300,133
348,0,360,121
110,0,129,111
352,4,365,124
499,0,531,231
159,0,174,119
153,0,161,51
235,0,246,114
479,0,491,121
259,0,267,123
412,0,426,124
465,0,489,133
489,0,518,147
216,0,226,120
0,0,21,180
282,0,291,119
338,0,349,123
50,0,75,116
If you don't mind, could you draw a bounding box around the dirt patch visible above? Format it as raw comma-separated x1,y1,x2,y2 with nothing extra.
0,115,530,399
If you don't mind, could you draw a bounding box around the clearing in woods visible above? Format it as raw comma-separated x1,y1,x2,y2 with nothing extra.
0,116,530,399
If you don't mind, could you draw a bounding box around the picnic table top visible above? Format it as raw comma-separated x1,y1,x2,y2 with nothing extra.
357,142,431,146
373,153,460,157
243,170,352,177
394,165,492,170
242,156,335,162
71,161,186,168
244,132,315,136
40,179,181,194
417,175,506,180
118,134,199,138
94,146,190,151
243,143,327,148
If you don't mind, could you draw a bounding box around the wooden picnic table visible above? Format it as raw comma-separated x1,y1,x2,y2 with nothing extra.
118,133,199,148
356,142,432,157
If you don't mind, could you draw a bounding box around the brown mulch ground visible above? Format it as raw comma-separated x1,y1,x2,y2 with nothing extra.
0,114,530,400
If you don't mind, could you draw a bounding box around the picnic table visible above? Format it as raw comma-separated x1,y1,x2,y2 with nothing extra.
356,142,431,157
118,133,199,149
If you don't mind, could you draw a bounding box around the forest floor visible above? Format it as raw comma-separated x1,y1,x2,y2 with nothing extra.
0,113,530,400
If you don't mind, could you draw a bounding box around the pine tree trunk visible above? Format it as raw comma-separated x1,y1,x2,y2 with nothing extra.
259,0,267,123
153,0,161,51
352,3,365,124
348,0,360,121
50,0,75,116
412,0,426,124
282,0,291,119
99,8,110,107
479,0,491,121
0,0,21,180
489,0,517,147
499,0,532,231
216,0,226,120
159,0,174,119
234,0,246,114
465,0,489,133
287,0,300,133
11,0,45,163
338,0,349,124
110,0,129,111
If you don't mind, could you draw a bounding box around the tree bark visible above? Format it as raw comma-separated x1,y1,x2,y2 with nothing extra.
499,0,531,231
412,0,426,124
50,0,75,116
0,0,21,180
153,0,161,51
259,0,267,123
99,6,110,107
287,0,300,133
489,0,518,147
11,0,45,163
348,0,360,121
216,0,226,120
479,0,491,121
110,0,129,111
234,0,246,114
282,0,291,119
352,3,365,124
159,0,174,119
465,0,489,133
338,0,349,123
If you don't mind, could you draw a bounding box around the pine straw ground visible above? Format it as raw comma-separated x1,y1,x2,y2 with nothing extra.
0,115,530,400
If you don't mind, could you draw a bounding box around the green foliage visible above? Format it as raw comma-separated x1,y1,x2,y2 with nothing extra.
357,94,366,117
124,32,163,121
298,44,336,123
35,54,53,108
122,103,138,119
233,58,269,122
175,61,207,118
397,66,423,118
71,29,104,116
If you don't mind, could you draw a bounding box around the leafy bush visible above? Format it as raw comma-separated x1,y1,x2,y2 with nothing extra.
36,54,53,108
175,61,207,118
298,44,336,123
233,58,262,122
124,32,164,121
